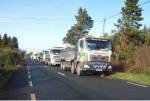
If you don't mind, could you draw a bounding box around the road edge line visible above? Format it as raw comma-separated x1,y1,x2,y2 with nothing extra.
126,82,147,88
31,93,36,101
29,81,33,87
28,75,31,79
57,72,66,77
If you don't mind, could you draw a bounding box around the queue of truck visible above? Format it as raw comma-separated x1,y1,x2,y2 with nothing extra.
31,35,112,76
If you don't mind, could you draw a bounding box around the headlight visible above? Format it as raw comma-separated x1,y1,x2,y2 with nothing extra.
84,65,90,68
108,66,112,70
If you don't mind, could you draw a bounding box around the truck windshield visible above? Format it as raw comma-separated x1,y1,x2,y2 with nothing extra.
86,40,112,51
51,50,61,55
44,51,49,55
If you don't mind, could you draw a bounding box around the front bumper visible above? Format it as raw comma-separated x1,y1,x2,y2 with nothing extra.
51,61,60,65
80,61,112,72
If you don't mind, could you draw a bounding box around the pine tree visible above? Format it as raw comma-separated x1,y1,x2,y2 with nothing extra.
12,37,18,48
113,0,143,63
2,33,8,47
63,7,93,45
0,34,2,47
75,7,93,35
7,36,12,48
116,0,143,45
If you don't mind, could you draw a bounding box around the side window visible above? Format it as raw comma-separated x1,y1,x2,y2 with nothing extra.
79,40,84,48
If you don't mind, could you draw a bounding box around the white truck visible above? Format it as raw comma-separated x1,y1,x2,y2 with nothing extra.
42,50,50,65
60,35,112,76
31,53,38,60
48,47,64,66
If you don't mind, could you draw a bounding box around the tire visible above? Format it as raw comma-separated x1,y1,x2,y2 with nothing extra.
76,63,83,76
100,73,104,78
62,62,67,71
104,71,111,76
60,61,63,70
71,62,76,74
51,63,53,67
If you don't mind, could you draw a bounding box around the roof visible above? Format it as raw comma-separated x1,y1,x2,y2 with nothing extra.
84,35,110,41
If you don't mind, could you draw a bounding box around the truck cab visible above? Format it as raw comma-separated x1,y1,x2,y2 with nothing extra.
60,35,112,76
42,50,50,65
49,47,64,66
77,36,112,74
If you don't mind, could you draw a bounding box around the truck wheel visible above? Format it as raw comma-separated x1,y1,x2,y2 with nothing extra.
71,62,76,74
76,63,83,76
51,64,53,67
100,73,104,77
60,62,63,70
62,62,67,71
104,71,111,76
49,63,52,67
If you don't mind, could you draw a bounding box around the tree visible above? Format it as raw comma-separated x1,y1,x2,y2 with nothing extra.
63,7,93,45
0,34,2,47
113,0,143,63
116,0,143,45
11,37,18,48
2,33,8,47
7,36,12,48
142,26,150,46
75,7,93,35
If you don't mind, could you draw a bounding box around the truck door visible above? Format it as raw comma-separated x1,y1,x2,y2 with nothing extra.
78,40,85,62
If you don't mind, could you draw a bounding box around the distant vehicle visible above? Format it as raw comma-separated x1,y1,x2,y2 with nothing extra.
31,53,38,60
60,35,112,76
37,52,43,63
42,50,50,65
48,47,64,66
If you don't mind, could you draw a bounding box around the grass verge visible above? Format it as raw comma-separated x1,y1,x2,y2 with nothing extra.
108,72,150,86
0,72,13,89
0,64,24,90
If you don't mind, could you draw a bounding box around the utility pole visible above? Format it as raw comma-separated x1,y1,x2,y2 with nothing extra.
102,18,106,36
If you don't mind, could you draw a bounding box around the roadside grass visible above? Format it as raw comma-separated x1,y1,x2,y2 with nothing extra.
0,71,13,89
108,72,150,86
0,64,24,89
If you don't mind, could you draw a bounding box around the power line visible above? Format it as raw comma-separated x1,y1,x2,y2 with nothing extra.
105,13,120,20
0,16,76,22
101,0,150,35
105,0,150,20
0,16,105,23
139,0,150,6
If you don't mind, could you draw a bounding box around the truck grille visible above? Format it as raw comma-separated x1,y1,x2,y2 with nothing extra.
53,56,60,61
90,55,109,62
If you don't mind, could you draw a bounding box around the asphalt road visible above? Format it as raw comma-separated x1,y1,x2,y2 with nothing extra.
0,60,150,100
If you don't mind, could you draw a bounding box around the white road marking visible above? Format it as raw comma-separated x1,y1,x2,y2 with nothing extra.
28,71,30,74
31,93,36,101
126,82,147,88
29,81,33,87
28,75,31,79
57,72,66,76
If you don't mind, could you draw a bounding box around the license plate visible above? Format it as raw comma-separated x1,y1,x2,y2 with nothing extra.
94,64,107,69
96,69,102,71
